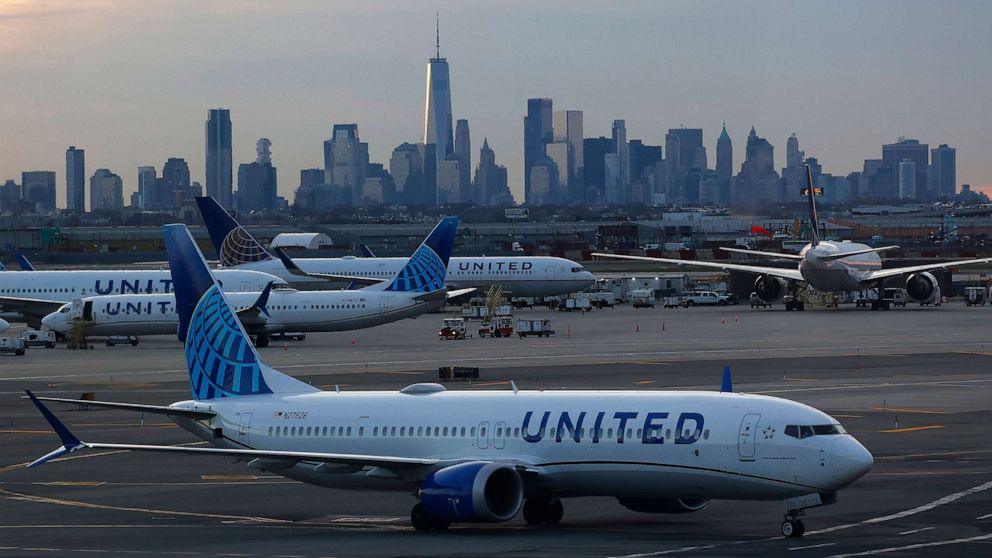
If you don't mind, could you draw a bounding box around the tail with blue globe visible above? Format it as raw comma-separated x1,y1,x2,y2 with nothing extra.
163,224,317,401
376,216,458,293
195,196,274,267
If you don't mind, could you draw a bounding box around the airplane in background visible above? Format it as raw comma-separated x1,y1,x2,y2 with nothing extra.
595,165,992,310
41,217,465,346
0,254,36,272
25,222,872,538
0,266,284,328
196,196,597,297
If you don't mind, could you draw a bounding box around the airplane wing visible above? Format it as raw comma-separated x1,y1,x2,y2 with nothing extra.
0,296,65,318
272,247,384,286
719,247,805,260
864,256,992,281
591,253,805,281
445,287,476,299
26,390,436,470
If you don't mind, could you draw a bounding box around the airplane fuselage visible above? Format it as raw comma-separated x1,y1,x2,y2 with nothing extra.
42,288,443,337
170,388,872,499
229,256,596,297
798,241,882,292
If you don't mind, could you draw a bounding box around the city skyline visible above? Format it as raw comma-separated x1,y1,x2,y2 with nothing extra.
1,1,990,207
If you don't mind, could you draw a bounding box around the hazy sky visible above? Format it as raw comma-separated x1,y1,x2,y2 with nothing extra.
2,0,990,206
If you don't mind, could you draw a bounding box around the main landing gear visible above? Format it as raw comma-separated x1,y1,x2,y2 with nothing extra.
410,503,450,531
522,496,563,525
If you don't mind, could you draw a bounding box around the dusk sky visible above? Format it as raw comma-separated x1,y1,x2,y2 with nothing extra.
2,0,990,206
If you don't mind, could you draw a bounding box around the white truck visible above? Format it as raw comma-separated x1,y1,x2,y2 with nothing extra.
683,291,731,306
20,329,56,348
587,291,616,309
562,294,592,312
631,288,655,309
0,336,26,356
965,286,987,307
516,319,555,338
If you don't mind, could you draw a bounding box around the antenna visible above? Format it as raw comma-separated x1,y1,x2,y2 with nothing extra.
435,13,440,58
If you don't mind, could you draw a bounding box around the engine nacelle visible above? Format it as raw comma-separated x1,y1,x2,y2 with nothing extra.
419,461,524,523
905,272,938,302
0,317,9,333
617,497,709,514
753,275,788,304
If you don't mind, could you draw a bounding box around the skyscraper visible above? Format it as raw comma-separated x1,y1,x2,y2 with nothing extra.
237,138,278,211
454,119,471,202
323,124,369,206
882,139,928,200
66,146,85,212
205,108,233,208
898,159,916,199
583,136,613,204
390,142,425,205
931,144,956,198
137,166,156,209
21,171,56,212
474,138,512,206
424,18,453,163
553,110,584,204
90,168,124,211
604,120,630,205
716,124,732,179
733,127,779,203
523,98,553,204
665,127,703,202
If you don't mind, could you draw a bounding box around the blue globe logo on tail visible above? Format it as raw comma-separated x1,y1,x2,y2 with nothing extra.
384,216,458,293
219,227,271,267
186,285,272,399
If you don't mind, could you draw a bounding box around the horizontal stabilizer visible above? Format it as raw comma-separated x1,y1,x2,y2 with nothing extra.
817,246,899,262
719,247,805,260
29,395,215,419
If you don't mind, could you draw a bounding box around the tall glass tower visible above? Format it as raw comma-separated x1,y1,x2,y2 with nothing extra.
66,146,85,212
205,108,233,208
423,17,453,164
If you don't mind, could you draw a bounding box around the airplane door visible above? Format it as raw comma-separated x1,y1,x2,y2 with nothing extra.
477,421,490,449
738,413,760,461
380,295,391,313
238,412,253,446
494,421,507,449
82,301,93,321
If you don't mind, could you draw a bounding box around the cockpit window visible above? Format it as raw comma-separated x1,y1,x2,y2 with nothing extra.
59,306,70,314
571,267,585,273
785,424,845,439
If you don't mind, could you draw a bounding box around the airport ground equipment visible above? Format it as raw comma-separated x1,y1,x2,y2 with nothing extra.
683,291,731,306
749,292,771,308
587,291,616,309
105,335,139,347
0,336,25,355
632,288,655,309
438,317,468,340
516,318,554,338
19,329,55,348
479,315,514,338
965,286,987,306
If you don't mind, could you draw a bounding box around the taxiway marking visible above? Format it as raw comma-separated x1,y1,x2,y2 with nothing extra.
880,425,944,433
898,526,935,535
825,533,992,557
789,542,835,551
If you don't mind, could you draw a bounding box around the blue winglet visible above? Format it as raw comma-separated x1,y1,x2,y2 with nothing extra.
720,366,733,393
360,244,377,258
0,261,5,271
25,390,85,467
16,253,35,271
253,281,274,317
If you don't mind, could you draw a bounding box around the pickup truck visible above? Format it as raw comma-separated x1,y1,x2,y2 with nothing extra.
683,291,731,306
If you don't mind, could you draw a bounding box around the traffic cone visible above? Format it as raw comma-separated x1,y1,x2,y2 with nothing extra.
282,343,288,351
721,318,725,324
351,338,357,345
735,315,739,322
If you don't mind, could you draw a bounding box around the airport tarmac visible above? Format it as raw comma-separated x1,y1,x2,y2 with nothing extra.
1,303,991,557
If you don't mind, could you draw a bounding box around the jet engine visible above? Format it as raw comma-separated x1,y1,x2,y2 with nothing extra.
0,317,9,333
419,461,524,523
753,275,788,304
617,497,710,514
905,272,938,303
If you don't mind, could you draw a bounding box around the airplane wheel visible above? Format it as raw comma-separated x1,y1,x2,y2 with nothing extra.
781,519,805,538
523,497,563,525
545,499,564,525
411,503,433,531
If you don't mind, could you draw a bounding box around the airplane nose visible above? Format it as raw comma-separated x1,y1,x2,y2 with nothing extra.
832,436,873,486
41,313,64,333
0,317,9,333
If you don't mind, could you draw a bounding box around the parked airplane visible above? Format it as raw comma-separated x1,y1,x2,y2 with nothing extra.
595,165,992,310
197,196,596,297
16,253,35,271
0,267,285,328
0,317,8,332
41,217,463,345
25,223,872,538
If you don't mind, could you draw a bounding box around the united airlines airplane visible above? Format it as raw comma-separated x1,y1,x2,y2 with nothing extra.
25,223,872,538
596,165,992,310
197,196,596,297
0,267,284,328
40,217,462,345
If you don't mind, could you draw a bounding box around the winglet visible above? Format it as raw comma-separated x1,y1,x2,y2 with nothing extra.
25,390,85,467
720,366,733,393
360,244,377,258
16,253,35,271
253,281,274,317
272,246,308,277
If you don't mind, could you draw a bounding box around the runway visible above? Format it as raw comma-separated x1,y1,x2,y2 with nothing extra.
1,304,990,556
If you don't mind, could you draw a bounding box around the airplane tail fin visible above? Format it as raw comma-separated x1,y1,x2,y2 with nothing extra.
163,224,317,401
16,253,34,271
379,216,459,293
195,196,273,267
802,164,821,246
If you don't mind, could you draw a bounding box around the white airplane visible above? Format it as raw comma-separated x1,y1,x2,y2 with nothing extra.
0,316,9,333
25,223,873,538
0,267,285,329
41,217,463,346
197,196,596,297
595,165,992,310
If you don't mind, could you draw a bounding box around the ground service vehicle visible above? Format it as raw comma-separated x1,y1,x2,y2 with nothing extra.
631,288,655,309
0,336,26,355
438,318,467,340
20,329,55,348
965,286,987,306
684,291,731,306
105,335,139,347
479,316,514,338
516,318,554,338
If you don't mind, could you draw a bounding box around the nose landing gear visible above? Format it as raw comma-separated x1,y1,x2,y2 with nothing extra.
781,513,806,538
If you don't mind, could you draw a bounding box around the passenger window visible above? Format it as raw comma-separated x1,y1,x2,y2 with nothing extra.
470,427,476,437
703,429,710,440
390,427,396,437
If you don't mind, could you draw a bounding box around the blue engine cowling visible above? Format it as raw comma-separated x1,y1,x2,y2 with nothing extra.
419,461,524,523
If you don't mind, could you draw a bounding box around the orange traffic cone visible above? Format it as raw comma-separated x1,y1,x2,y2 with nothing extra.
282,343,288,351
350,338,357,345
721,318,725,324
